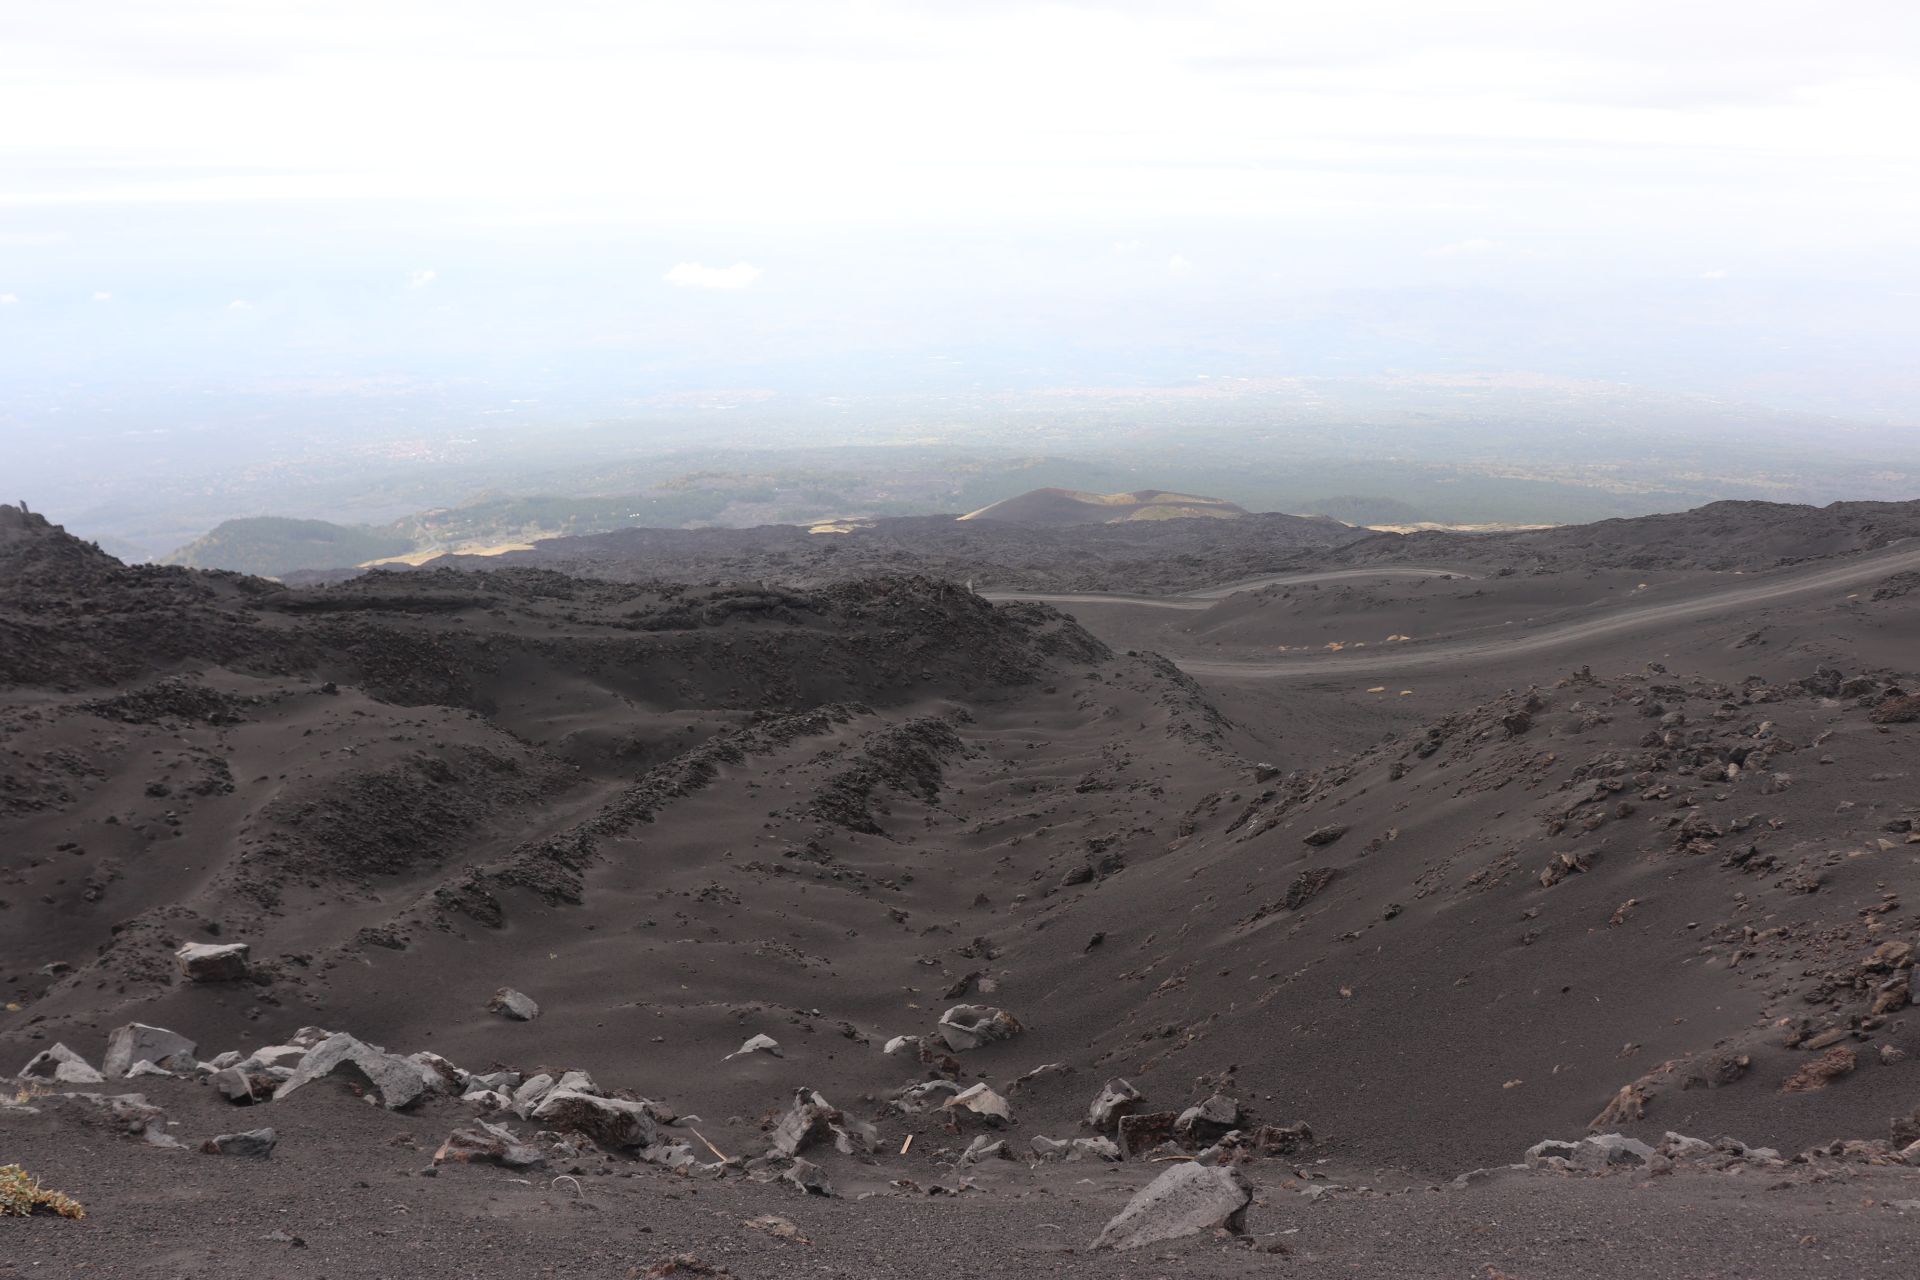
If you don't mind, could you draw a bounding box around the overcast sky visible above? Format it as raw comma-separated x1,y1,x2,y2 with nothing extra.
4,1,1918,417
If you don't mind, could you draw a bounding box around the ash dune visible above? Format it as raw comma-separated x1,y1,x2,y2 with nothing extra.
6,497,1920,1277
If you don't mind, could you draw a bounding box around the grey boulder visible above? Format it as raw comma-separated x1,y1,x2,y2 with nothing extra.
103,1023,198,1078
487,987,540,1021
273,1033,427,1110
19,1043,106,1085
1091,1163,1253,1250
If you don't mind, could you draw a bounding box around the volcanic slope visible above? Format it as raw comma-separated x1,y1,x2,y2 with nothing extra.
289,507,1369,593
6,501,1920,1278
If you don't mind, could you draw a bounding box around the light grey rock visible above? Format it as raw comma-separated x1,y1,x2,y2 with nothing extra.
103,1023,198,1078
882,1034,920,1055
936,1004,1022,1052
487,987,540,1021
247,1045,308,1070
207,1051,244,1070
201,1128,277,1158
18,1043,105,1085
941,1082,1011,1125
210,1065,275,1105
272,1032,427,1110
176,942,250,982
724,1033,783,1061
127,1059,175,1079
510,1072,556,1117
1091,1162,1253,1250
1525,1133,1655,1172
552,1069,598,1096
460,1088,513,1113
467,1070,522,1092
1087,1078,1143,1132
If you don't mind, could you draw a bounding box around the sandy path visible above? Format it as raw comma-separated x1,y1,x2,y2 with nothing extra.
979,566,1473,609
1170,541,1920,678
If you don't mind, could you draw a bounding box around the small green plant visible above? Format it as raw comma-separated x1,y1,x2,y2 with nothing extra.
0,1164,86,1220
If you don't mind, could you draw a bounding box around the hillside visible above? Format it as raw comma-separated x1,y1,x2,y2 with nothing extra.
5,499,1919,1277
161,517,416,577
960,487,1249,525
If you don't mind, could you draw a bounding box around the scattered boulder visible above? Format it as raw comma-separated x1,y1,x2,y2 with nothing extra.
530,1091,665,1150
273,1033,427,1110
209,1065,279,1105
941,1082,1011,1126
18,1044,105,1086
769,1088,875,1157
935,1004,1023,1052
434,1120,546,1169
1090,1162,1253,1250
780,1157,834,1197
102,1023,197,1078
1175,1094,1243,1145
201,1128,277,1158
888,1079,963,1115
511,1073,556,1116
881,1035,920,1056
961,1136,1013,1164
724,1034,783,1061
487,987,540,1021
1302,824,1348,847
175,942,250,983
1087,1078,1144,1133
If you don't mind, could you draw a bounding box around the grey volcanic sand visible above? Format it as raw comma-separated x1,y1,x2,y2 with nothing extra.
4,499,1919,1276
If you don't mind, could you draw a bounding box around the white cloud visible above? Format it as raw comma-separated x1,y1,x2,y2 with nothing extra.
91,290,112,300
1434,238,1500,257
663,261,761,290
1112,239,1143,256
1167,252,1194,276
1699,268,1730,279
0,292,16,304
228,298,251,309
406,268,436,289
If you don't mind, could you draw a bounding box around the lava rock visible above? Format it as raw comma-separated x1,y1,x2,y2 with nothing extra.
201,1128,278,1158
175,942,250,983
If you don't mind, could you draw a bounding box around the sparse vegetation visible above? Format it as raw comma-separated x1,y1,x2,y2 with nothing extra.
0,1163,87,1220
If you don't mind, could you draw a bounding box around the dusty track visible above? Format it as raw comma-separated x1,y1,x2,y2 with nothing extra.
979,566,1474,609
1169,542,1920,678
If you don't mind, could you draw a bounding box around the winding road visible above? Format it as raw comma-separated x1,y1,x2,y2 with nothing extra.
989,545,1920,680
979,566,1473,610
